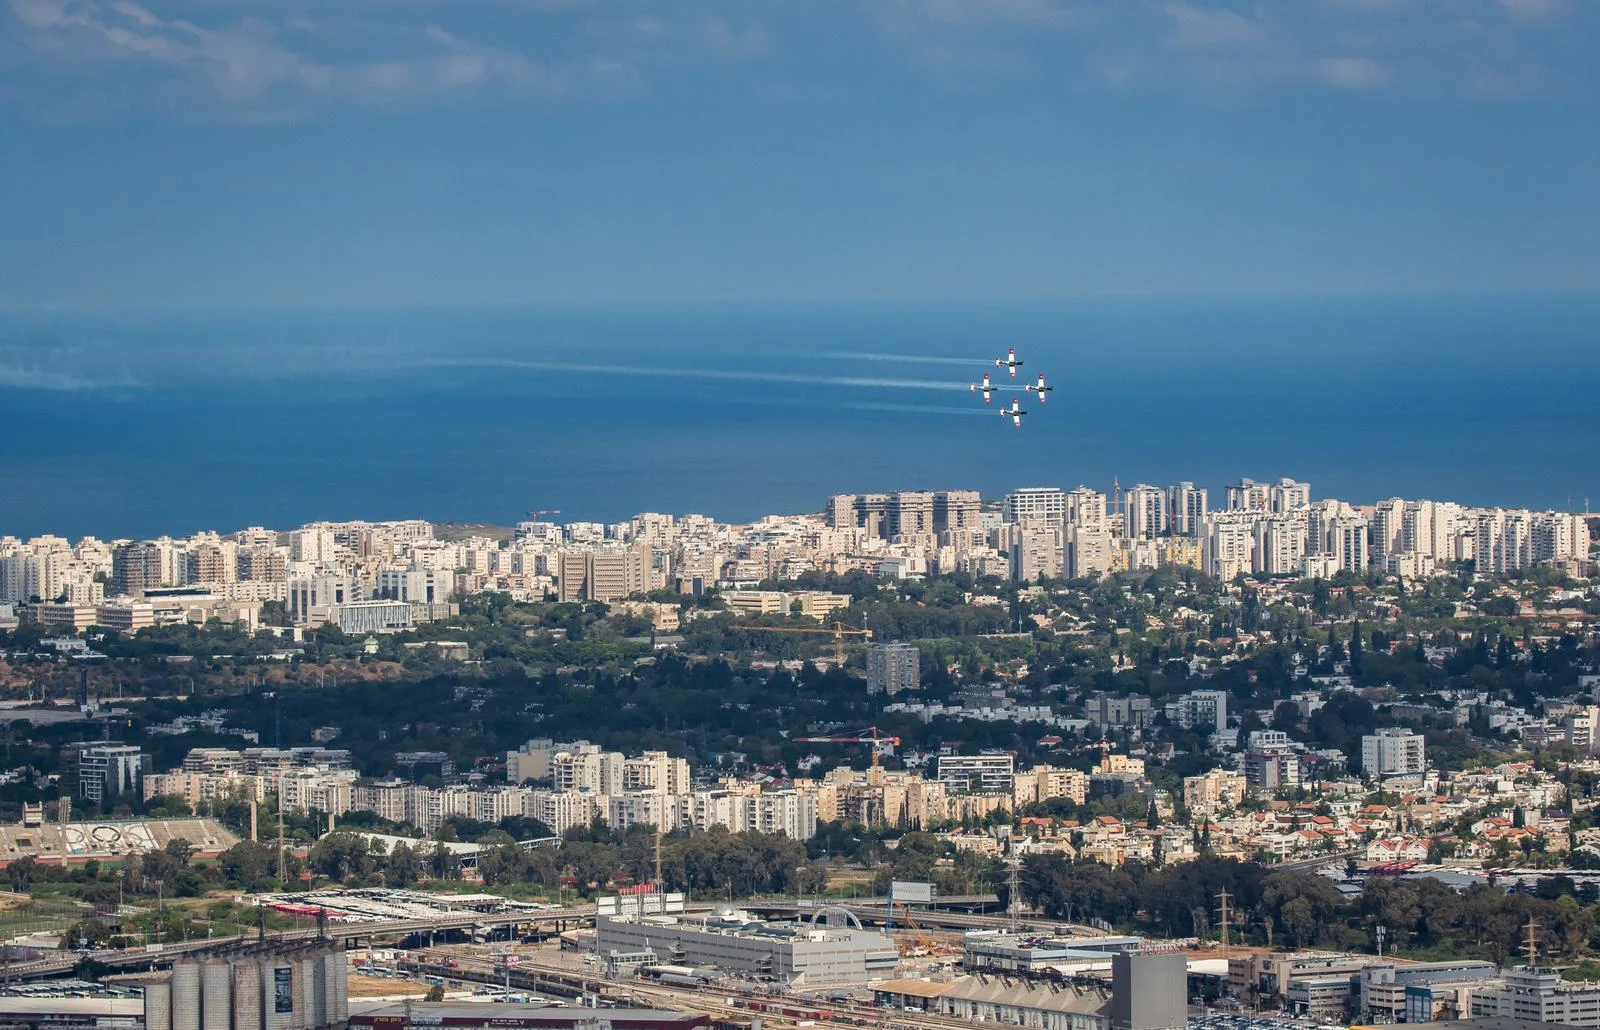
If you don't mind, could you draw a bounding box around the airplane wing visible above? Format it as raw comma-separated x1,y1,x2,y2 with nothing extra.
1012,413,1023,427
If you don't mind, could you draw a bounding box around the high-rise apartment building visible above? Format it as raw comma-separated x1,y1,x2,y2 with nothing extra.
1067,524,1112,579
932,490,982,535
1168,482,1209,536
73,744,150,805
829,491,978,540
1269,478,1311,513
1370,498,1406,562
112,541,167,597
1202,514,1257,580
1174,689,1229,732
1226,478,1270,512
1362,728,1426,778
1123,484,1168,539
1064,487,1107,528
557,546,649,602
866,642,919,696
1002,487,1066,527
1010,524,1063,582
936,752,1015,794
1253,517,1307,577
184,544,234,585
236,547,287,582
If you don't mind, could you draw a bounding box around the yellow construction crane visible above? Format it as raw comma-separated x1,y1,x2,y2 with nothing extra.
890,900,950,958
728,620,872,667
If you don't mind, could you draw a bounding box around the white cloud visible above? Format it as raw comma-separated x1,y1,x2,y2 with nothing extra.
1314,54,1388,89
1497,0,1568,23
0,363,120,390
1161,2,1268,50
699,16,769,59
4,0,564,119
873,0,1078,36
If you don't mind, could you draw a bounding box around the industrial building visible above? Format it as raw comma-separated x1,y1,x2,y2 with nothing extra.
350,1006,710,1029
0,995,143,1029
595,908,898,986
1471,965,1600,1026
872,952,1186,1030
142,942,348,1030
961,933,1145,976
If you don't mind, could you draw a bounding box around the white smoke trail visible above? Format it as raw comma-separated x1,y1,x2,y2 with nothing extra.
409,357,966,392
819,351,992,366
841,401,996,417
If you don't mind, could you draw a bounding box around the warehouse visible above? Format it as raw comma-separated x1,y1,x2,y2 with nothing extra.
0,996,143,1029
596,907,898,986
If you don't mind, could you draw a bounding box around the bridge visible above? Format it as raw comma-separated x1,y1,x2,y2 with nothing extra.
0,904,601,983
745,897,1105,935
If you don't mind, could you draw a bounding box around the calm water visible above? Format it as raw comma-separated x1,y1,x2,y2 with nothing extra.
1,295,1597,540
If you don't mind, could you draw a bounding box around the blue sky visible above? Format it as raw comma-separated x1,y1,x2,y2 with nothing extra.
1,0,1597,308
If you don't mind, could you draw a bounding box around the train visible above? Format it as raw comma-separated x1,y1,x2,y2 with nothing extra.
638,964,719,988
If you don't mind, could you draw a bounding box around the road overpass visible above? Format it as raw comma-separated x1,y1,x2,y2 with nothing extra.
1,904,601,983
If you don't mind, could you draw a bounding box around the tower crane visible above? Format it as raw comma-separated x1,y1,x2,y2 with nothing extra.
792,726,901,769
728,620,872,667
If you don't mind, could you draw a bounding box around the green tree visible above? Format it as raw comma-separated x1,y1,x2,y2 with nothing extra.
219,841,277,890
385,843,421,888
7,855,37,893
1279,896,1318,947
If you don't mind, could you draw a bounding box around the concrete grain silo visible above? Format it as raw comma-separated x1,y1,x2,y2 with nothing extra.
232,959,263,1030
202,959,232,1030
321,950,347,1025
171,962,203,1030
144,980,173,1030
302,953,327,1029
259,959,296,1030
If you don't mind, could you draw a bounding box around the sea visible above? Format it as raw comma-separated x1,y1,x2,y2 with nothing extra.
1,294,1597,541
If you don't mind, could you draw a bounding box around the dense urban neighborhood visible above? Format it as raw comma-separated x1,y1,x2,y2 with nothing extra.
1,479,1599,1030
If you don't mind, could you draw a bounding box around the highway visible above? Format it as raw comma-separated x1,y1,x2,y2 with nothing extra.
1,904,601,983
0,895,1077,983
411,946,979,1030
751,898,1105,936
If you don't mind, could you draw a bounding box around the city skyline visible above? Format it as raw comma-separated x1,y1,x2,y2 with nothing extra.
4,477,1592,636
0,473,1593,546
4,473,1597,545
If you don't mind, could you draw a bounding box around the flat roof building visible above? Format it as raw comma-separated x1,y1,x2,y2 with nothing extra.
596,909,897,986
867,642,919,696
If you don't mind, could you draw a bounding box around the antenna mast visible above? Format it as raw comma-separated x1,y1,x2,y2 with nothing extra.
1216,889,1233,959
1007,852,1022,933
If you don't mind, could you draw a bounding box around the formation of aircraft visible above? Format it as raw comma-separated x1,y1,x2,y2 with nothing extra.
966,352,1050,427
